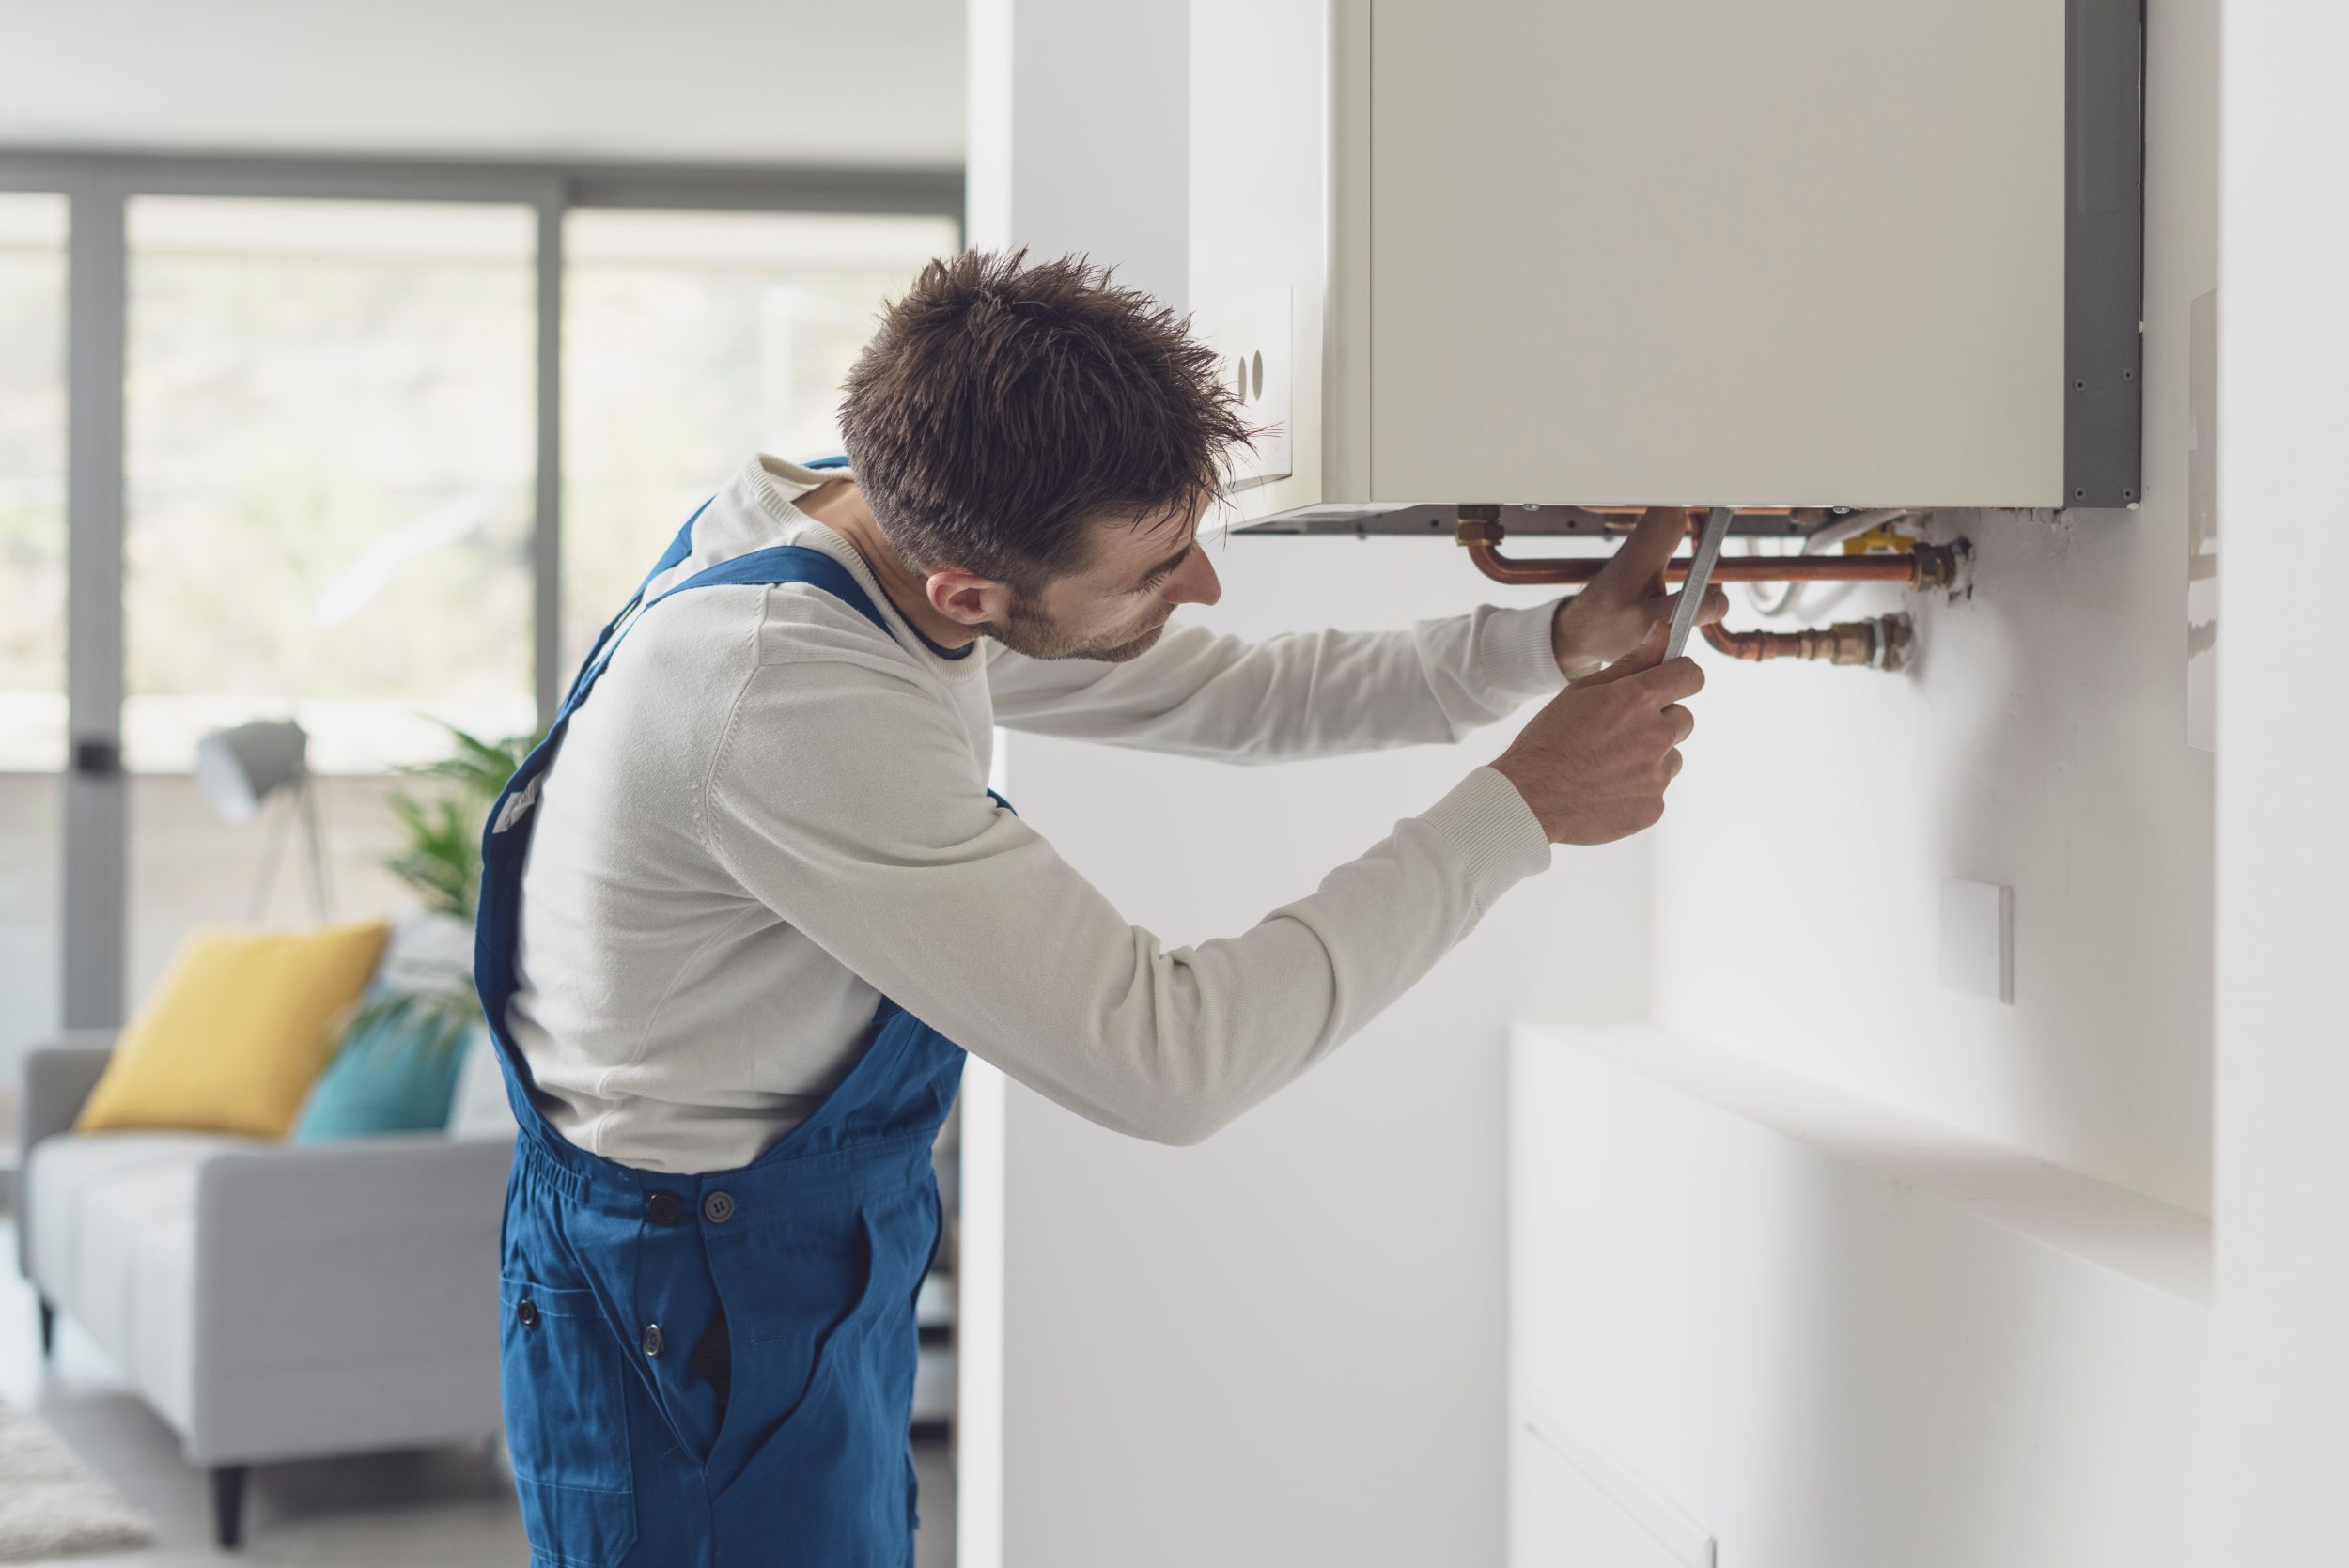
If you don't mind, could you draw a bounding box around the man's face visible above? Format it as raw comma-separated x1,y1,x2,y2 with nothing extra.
986,499,1222,662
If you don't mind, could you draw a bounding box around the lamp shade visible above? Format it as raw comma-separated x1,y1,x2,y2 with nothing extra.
194,720,309,824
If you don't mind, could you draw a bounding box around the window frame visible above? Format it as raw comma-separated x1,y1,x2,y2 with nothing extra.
0,147,962,1027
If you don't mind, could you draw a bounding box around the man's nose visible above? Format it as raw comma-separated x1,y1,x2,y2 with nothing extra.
1164,546,1221,609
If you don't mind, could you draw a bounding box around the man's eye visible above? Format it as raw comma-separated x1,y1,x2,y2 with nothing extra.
1138,546,1191,591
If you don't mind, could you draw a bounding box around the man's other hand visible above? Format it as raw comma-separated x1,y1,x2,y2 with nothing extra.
1548,506,1730,678
1493,622,1703,846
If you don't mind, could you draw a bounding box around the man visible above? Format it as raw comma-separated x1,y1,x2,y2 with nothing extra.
472,250,1718,1566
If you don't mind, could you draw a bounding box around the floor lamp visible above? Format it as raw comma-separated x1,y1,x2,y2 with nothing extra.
193,719,335,924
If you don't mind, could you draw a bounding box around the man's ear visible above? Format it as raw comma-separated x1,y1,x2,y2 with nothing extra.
926,568,1013,629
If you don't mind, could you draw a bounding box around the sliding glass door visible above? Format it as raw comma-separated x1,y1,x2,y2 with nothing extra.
1,149,965,1471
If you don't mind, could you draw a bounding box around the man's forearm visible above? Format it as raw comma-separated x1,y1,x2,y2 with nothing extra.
988,601,1566,761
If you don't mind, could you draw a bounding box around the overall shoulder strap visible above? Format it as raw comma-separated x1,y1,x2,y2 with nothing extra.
668,544,893,636
564,460,862,706
562,544,896,721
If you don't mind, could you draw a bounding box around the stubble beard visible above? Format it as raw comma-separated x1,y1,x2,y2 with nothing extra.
988,598,1174,663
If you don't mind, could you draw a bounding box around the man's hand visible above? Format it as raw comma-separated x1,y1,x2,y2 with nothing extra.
1550,506,1731,679
1493,622,1703,845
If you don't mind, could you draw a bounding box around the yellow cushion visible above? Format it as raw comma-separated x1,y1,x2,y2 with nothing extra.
75,920,393,1139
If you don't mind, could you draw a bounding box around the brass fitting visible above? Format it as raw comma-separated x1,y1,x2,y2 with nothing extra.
1810,612,1914,670
1455,505,1505,548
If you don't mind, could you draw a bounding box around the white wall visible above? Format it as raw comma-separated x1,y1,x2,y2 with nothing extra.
1000,547,1642,1568
1642,0,2217,1216
1501,1,2230,1560
2210,0,2349,1555
964,5,1643,1561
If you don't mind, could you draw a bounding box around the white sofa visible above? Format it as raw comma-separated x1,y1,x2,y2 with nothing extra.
17,1027,516,1549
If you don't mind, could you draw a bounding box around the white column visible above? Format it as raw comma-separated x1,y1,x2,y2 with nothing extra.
964,0,1190,308
2213,0,2349,1557
960,6,1192,1565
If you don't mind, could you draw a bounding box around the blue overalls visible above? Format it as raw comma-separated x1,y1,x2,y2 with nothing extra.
473,485,972,1567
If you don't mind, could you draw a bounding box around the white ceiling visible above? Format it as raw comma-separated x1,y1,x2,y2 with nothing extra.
0,0,965,167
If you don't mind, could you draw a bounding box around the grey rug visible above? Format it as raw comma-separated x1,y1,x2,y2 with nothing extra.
0,1398,154,1562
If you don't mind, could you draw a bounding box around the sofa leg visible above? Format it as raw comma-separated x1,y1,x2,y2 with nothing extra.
211,1466,247,1550
37,1297,54,1359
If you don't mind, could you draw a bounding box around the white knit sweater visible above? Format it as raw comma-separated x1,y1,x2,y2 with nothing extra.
506,454,1561,1172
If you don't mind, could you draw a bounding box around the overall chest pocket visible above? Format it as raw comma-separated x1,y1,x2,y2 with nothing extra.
500,1277,639,1568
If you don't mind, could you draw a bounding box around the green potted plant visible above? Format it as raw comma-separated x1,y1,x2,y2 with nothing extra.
293,717,548,1138
384,719,550,922
340,718,549,1059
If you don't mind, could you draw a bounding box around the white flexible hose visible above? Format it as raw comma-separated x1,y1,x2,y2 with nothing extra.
1744,510,1913,620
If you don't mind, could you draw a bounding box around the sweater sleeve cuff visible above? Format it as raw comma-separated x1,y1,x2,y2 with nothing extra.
1417,766,1552,906
1475,600,1571,699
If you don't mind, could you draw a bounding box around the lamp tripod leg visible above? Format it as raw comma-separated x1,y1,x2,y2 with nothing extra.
249,788,292,924
300,775,334,923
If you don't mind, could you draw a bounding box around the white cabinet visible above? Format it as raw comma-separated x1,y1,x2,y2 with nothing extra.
1190,0,2142,523
1506,1026,2211,1568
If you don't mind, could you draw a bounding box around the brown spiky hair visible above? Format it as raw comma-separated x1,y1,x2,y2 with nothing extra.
838,249,1252,592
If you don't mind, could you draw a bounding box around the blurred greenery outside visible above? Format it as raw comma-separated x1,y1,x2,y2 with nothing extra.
0,196,958,779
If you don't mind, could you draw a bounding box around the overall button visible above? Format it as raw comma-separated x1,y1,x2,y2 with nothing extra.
701,1190,736,1224
517,1298,539,1328
646,1190,684,1226
642,1323,664,1358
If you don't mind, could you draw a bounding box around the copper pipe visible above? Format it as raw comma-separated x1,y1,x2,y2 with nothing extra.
1703,623,1802,660
1455,507,1959,590
1703,613,1914,671
1462,541,1931,587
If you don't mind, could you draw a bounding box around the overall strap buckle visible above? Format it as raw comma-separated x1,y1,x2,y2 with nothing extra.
490,772,544,835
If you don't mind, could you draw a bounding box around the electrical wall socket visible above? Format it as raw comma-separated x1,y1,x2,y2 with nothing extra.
1938,877,2015,1003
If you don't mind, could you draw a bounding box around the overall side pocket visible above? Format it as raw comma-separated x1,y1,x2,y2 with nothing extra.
499,1276,640,1568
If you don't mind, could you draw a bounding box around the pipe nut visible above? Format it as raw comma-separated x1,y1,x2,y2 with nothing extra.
1876,612,1916,672
1909,543,1960,591
1455,515,1506,547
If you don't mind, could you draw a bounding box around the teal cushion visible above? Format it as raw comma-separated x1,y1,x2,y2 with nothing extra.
291,978,472,1141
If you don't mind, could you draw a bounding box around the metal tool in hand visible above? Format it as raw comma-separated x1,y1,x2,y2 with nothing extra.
1663,506,1735,660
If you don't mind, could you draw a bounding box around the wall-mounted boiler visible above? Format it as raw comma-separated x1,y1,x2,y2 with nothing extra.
1190,0,2145,538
